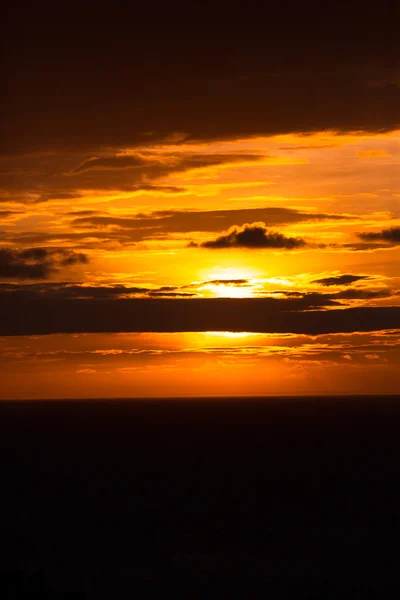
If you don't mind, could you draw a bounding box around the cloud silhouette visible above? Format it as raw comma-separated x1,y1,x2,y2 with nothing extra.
358,227,400,244
199,223,306,249
312,274,370,286
199,279,249,286
1,284,399,336
68,152,262,177
0,248,88,279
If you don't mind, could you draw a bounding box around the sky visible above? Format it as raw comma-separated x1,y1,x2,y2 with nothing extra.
1,3,400,398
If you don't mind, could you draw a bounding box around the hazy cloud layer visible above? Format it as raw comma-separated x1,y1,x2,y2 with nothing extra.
68,153,261,176
0,150,261,203
69,207,343,245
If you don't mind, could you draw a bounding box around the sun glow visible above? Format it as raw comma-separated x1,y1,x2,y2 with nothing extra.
198,266,261,298
201,282,255,298
204,331,259,339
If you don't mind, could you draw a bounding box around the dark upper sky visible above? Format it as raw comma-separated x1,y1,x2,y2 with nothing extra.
3,2,400,154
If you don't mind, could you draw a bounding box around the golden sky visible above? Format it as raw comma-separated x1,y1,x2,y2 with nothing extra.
2,7,400,397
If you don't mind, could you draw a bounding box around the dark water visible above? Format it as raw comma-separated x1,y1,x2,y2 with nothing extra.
1,396,400,597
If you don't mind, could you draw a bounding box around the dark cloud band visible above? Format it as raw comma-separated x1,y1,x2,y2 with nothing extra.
1,290,399,336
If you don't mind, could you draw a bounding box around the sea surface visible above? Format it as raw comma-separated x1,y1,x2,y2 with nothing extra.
1,395,399,597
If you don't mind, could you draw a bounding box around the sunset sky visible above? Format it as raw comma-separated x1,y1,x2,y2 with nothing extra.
2,3,400,398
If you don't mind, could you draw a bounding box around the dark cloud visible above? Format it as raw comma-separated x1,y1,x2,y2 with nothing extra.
199,223,306,249
0,211,21,218
0,283,149,299
333,289,392,301
68,155,148,174
66,210,100,217
342,242,400,252
0,248,88,280
312,274,371,286
200,279,249,286
275,289,394,303
1,284,399,336
0,186,187,204
72,207,343,233
127,185,186,194
0,150,259,202
3,5,399,156
0,249,50,279
145,280,251,296
0,192,83,205
68,152,264,179
358,227,400,245
61,207,345,246
147,291,197,297
38,192,83,202
67,152,262,179
59,252,88,267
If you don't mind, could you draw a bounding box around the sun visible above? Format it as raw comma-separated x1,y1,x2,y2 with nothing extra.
197,266,261,298
202,283,254,298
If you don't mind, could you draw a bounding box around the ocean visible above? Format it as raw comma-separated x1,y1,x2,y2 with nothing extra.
1,395,399,597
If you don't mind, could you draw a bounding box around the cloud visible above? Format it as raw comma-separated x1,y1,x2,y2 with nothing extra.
124,185,186,194
66,210,100,217
1,284,399,336
275,289,395,305
312,274,370,286
21,281,387,305
3,4,400,157
37,192,83,202
68,155,148,174
147,291,197,297
199,279,249,286
199,223,306,249
0,283,149,299
146,279,250,296
55,207,347,247
0,186,187,204
0,248,88,279
358,227,400,245
72,207,343,234
356,150,392,159
68,152,262,177
0,211,21,218
3,18,400,156
332,289,391,301
0,149,261,203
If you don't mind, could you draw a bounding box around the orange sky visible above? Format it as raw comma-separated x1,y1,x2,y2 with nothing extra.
2,6,400,398
1,129,400,398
